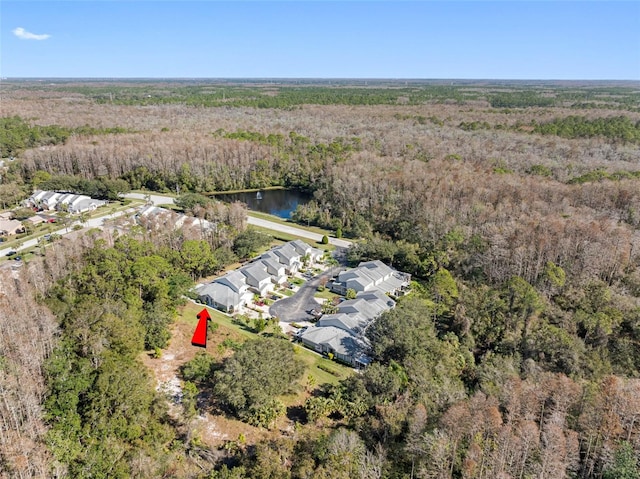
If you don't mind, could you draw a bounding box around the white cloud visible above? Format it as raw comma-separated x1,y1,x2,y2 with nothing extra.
12,27,51,41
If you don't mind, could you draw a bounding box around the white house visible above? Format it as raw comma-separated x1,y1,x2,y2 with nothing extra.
260,257,287,284
332,260,410,297
263,243,302,274
299,290,396,367
240,261,274,297
197,270,252,313
290,239,324,264
26,190,106,214
299,326,371,368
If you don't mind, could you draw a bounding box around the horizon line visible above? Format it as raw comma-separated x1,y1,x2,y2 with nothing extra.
3,77,639,83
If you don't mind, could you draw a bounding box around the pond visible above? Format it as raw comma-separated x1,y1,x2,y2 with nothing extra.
214,189,312,219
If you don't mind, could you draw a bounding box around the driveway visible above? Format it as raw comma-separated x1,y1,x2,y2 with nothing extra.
269,266,342,323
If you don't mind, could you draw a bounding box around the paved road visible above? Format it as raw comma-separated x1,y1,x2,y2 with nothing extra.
0,208,134,258
269,266,342,323
124,192,353,248
1,191,351,258
124,192,177,206
247,216,352,248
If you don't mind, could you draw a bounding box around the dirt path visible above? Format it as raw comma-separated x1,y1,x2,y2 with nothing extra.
142,317,272,448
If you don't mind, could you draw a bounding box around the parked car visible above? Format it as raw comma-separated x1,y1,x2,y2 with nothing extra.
47,218,56,223
13,256,21,261
6,250,17,257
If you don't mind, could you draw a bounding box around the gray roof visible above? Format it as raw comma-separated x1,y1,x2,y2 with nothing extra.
261,257,284,275
338,261,407,295
216,270,247,293
289,239,323,259
240,261,271,284
198,282,243,309
300,326,369,358
359,260,395,279
68,198,106,212
317,290,394,335
273,243,300,264
317,313,368,333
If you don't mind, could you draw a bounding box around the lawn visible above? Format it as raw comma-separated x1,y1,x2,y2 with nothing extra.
176,301,352,389
314,289,341,301
250,225,336,252
247,210,337,237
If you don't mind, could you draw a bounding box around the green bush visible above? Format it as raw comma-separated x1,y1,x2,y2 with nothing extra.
317,363,341,377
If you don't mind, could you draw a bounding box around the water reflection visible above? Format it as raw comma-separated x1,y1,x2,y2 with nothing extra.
214,189,311,219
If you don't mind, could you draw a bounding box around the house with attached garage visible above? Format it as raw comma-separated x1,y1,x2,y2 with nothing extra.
197,239,326,313
332,260,411,297
0,219,24,236
299,326,371,368
260,256,287,285
290,239,324,264
298,290,396,367
262,243,301,274
26,190,106,214
196,270,253,314
240,261,275,297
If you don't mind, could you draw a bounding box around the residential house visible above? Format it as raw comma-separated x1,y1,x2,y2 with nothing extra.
26,190,106,214
299,326,371,368
0,219,24,236
290,239,324,265
57,193,106,214
299,290,396,367
332,260,410,297
26,215,46,226
260,257,287,284
240,261,274,297
263,243,302,274
197,270,252,313
38,191,63,210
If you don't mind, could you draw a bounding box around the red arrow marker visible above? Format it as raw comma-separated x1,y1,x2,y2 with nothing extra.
197,308,211,322
191,308,212,348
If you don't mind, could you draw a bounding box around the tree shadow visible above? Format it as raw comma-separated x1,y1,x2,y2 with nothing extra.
286,404,306,423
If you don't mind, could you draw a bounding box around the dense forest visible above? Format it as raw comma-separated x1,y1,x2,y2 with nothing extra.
0,80,639,478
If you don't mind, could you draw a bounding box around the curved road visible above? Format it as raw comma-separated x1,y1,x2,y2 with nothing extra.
124,193,353,248
1,192,352,258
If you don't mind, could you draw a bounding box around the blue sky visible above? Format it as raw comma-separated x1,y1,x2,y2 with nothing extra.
2,1,639,79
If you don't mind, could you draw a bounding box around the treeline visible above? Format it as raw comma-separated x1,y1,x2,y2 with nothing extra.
17,129,361,194
29,82,639,111
86,85,469,108
533,115,640,143
41,227,252,476
0,268,58,476
456,115,640,144
0,115,134,158
190,297,640,478
490,91,555,108
37,173,131,200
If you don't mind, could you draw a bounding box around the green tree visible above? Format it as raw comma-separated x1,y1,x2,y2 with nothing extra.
603,442,639,479
182,351,216,383
232,228,272,260
213,338,305,419
181,239,217,279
